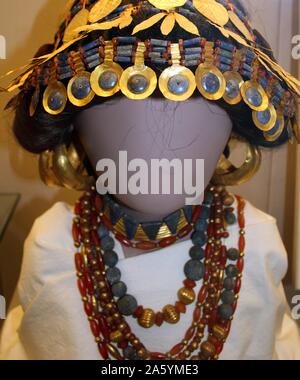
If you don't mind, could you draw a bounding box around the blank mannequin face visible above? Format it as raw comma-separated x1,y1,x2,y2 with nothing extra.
75,97,233,219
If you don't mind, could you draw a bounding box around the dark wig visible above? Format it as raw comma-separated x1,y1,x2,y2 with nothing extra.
12,0,290,156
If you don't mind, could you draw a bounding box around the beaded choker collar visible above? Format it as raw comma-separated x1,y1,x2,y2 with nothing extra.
73,186,246,360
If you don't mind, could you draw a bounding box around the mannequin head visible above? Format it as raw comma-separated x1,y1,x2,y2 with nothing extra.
75,97,232,219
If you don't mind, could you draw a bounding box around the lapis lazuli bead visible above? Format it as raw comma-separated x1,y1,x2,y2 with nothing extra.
256,109,271,125
71,76,91,99
246,87,263,107
97,225,109,239
168,74,190,95
226,78,240,99
128,74,149,94
202,72,220,94
141,222,161,241
101,236,115,251
164,210,181,235
48,90,64,111
99,70,118,90
124,216,138,241
194,218,208,232
184,259,205,281
117,295,138,316
189,245,205,260
191,231,207,247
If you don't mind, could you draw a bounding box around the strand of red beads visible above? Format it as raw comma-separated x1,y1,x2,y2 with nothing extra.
73,187,246,360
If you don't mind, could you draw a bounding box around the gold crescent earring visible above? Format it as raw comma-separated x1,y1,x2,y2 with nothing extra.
39,144,94,191
211,136,262,186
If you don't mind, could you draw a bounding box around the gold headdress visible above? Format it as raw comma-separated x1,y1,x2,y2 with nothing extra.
2,0,300,144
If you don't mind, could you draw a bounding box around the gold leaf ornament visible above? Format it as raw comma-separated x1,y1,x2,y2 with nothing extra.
228,11,253,41
161,13,176,35
89,0,122,23
174,12,200,35
63,8,90,42
193,0,229,26
132,12,166,34
148,0,187,11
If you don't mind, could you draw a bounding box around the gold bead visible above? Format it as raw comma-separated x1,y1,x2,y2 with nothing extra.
138,309,156,329
212,324,228,340
110,330,123,343
223,194,234,206
98,281,106,289
107,343,122,360
118,323,127,331
105,303,114,311
191,341,199,350
201,341,216,358
138,348,148,359
178,287,196,305
162,305,180,324
191,355,200,360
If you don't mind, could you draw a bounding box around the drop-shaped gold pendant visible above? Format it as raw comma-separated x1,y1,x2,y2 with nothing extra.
223,71,244,105
195,63,226,101
90,62,123,97
43,81,68,115
67,71,95,107
252,102,277,132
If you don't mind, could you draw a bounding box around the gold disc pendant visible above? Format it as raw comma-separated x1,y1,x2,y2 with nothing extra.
195,63,226,101
67,71,95,107
252,102,277,132
159,65,196,101
240,80,269,112
223,71,244,105
120,42,157,100
263,112,285,141
90,62,123,97
42,81,68,115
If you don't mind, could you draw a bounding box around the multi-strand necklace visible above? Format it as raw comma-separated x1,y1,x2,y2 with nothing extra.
72,185,246,360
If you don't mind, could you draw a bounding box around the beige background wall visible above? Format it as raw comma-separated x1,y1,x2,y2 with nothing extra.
0,0,299,305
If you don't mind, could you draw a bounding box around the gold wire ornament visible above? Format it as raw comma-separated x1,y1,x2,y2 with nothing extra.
42,80,68,115
252,102,277,132
159,43,196,101
120,42,157,100
212,136,262,186
90,41,123,97
223,71,244,105
240,80,269,111
263,112,285,142
195,63,226,101
39,144,94,191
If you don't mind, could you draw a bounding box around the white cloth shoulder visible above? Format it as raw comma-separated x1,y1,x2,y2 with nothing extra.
1,199,300,360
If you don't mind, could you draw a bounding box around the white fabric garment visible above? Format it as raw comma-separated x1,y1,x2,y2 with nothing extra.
1,198,300,360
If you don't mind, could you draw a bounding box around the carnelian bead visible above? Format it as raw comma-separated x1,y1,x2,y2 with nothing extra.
84,302,93,317
192,206,201,223
101,215,113,230
98,316,110,341
238,235,245,252
170,343,184,356
178,225,192,238
193,308,201,322
159,236,177,248
72,223,81,243
237,257,244,272
136,241,157,250
185,326,195,341
98,342,109,360
74,202,81,216
91,230,100,246
175,301,186,314
232,300,238,313
118,340,128,349
234,277,242,293
197,286,208,303
94,196,103,212
115,233,131,247
238,214,245,228
204,268,210,282
184,279,196,289
216,342,224,355
207,224,215,237
75,253,84,272
90,320,100,337
85,273,94,295
155,312,164,327
220,246,227,267
77,278,87,297
133,306,144,318
205,244,212,259
151,352,166,360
